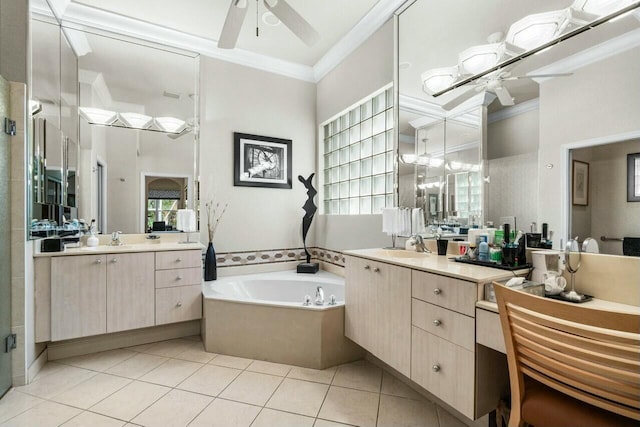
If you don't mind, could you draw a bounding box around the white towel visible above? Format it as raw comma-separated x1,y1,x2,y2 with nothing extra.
382,208,399,235
412,208,425,235
176,209,196,232
402,209,411,236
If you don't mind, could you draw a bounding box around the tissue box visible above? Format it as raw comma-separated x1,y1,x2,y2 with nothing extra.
485,279,544,302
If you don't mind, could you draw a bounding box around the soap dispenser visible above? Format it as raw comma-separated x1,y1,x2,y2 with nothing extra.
87,219,99,247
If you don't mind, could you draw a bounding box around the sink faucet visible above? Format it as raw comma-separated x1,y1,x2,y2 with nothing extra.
411,234,432,253
315,286,325,305
110,231,123,246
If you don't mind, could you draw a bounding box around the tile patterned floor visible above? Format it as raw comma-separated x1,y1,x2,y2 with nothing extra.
0,337,473,427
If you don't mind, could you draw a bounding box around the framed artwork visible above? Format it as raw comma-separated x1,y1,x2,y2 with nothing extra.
572,160,589,206
233,132,292,189
628,152,640,202
428,193,438,216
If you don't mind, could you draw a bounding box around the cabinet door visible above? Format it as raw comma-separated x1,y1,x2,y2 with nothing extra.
156,285,202,325
376,262,411,377
51,255,106,341
345,256,377,351
106,253,155,333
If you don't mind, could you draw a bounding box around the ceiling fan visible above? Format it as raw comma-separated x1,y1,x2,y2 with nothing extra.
440,71,573,111
219,0,320,49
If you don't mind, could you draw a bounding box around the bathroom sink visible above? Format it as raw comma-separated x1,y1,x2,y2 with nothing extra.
373,250,430,259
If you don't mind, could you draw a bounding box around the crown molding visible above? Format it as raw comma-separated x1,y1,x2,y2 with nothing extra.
531,27,640,81
488,98,539,124
312,0,406,81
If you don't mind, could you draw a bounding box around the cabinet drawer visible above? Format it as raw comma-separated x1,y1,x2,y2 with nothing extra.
411,326,474,419
412,270,476,316
156,250,201,270
412,299,474,351
156,285,202,325
156,267,201,288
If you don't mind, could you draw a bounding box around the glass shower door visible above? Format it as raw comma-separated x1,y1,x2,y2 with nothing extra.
0,74,12,397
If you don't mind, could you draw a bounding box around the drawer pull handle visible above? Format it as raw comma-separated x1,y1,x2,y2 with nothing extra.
95,259,102,264
111,258,117,263
176,257,182,262
373,267,380,273
176,302,182,307
432,364,441,373
433,288,442,295
364,265,370,270
433,319,442,327
177,276,183,281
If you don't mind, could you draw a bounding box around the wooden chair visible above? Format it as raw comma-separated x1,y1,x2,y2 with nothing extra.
494,283,640,427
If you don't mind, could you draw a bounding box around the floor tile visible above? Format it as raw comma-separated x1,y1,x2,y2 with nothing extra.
141,339,195,358
317,386,379,427
14,365,97,400
313,419,355,427
125,343,156,353
62,411,126,427
251,408,314,427
188,398,261,427
247,360,292,377
173,341,216,364
52,373,132,409
208,354,253,370
131,389,212,427
183,335,203,342
381,371,424,401
437,406,469,427
0,390,46,424
287,366,336,384
138,358,203,387
377,394,439,427
106,353,168,379
177,364,241,396
219,371,283,406
29,361,67,383
0,400,81,427
331,360,382,393
56,349,137,372
266,378,329,417
90,381,170,421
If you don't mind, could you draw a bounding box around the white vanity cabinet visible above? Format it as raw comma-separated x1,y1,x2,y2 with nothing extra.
345,255,411,377
51,255,107,341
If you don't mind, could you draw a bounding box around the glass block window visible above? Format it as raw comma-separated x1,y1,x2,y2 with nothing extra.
320,85,395,215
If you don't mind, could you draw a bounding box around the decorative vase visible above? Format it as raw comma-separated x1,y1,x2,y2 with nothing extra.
204,242,217,281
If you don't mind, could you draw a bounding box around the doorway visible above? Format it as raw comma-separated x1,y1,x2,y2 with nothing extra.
0,74,13,396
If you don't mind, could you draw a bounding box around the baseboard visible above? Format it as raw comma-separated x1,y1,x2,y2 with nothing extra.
27,347,48,383
47,320,201,360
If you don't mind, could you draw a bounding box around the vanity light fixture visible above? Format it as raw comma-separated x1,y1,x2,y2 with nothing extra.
571,0,636,16
399,154,417,164
118,112,153,129
400,154,444,167
421,67,458,95
505,10,570,51
458,43,504,75
154,117,186,133
79,107,118,125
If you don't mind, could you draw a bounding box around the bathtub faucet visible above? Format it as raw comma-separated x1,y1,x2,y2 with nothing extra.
315,286,325,305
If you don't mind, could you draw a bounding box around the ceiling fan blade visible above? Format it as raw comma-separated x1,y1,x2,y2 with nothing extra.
440,85,483,111
502,73,573,80
264,0,320,46
218,0,249,49
494,86,514,106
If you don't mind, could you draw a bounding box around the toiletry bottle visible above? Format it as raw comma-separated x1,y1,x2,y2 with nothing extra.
87,219,99,247
478,241,489,261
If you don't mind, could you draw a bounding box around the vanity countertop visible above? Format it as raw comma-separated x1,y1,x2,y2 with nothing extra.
344,248,527,283
477,297,639,314
34,241,204,257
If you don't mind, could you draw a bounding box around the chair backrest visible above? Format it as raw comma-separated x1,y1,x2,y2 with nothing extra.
494,283,640,421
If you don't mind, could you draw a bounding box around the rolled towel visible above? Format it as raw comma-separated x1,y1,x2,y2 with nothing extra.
382,207,399,235
412,208,425,234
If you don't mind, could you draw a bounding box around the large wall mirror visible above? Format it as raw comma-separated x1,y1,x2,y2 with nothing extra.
29,8,200,237
397,0,640,254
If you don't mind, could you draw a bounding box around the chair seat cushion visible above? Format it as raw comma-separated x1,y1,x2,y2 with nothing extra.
521,378,638,427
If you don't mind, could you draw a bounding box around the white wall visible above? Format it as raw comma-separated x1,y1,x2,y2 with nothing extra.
315,20,394,251
539,47,640,247
0,0,29,84
487,108,538,160
198,57,317,253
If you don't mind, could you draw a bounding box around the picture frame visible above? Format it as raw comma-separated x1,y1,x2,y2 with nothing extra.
628,152,640,202
428,193,438,216
233,132,292,189
572,160,589,206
